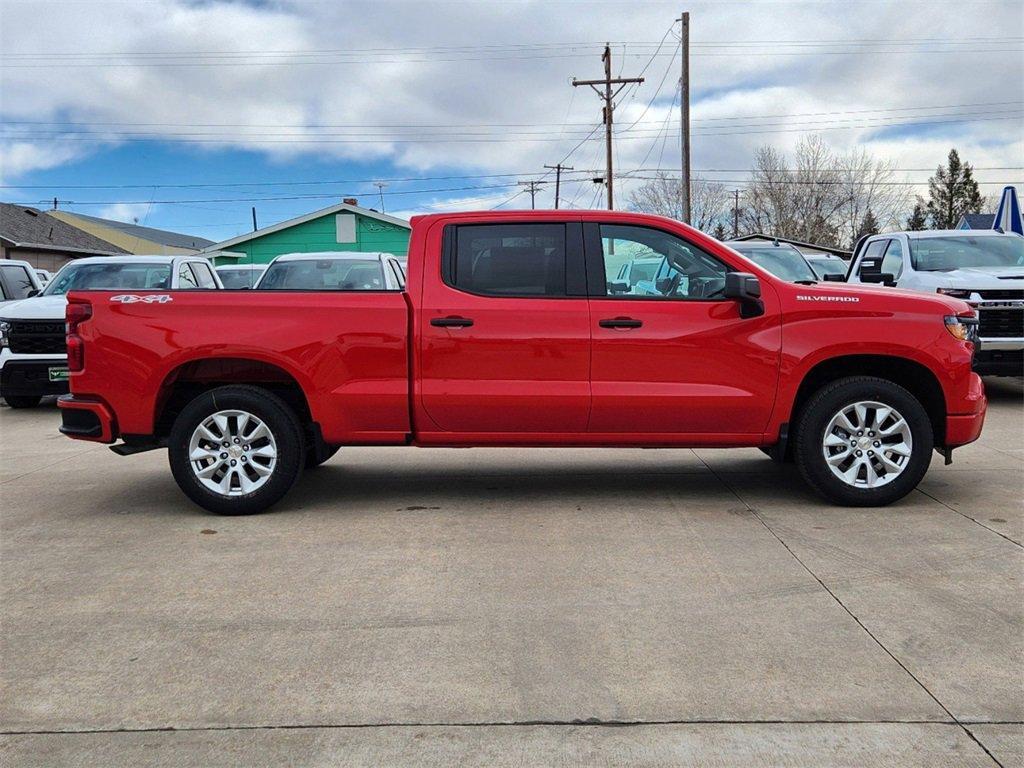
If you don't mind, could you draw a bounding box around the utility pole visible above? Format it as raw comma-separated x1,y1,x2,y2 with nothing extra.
679,11,691,224
572,45,644,210
543,164,573,209
732,189,740,238
517,179,547,209
53,197,58,210
374,181,388,212
251,207,258,232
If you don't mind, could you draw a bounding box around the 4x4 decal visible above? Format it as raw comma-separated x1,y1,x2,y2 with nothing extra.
109,294,173,304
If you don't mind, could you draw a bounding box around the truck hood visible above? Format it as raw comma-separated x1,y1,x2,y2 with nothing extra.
922,265,1024,287
793,281,968,314
0,295,68,320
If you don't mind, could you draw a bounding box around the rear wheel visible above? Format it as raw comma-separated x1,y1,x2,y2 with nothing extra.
3,395,42,408
168,385,305,515
795,376,933,507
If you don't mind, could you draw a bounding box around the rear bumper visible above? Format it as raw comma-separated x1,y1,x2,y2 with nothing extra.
0,359,69,397
57,395,116,443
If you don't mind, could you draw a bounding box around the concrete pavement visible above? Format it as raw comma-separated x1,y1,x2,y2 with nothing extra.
1,378,1021,766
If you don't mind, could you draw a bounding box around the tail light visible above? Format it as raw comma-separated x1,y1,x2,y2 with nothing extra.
66,301,92,372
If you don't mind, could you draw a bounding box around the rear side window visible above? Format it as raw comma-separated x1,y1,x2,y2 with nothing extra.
448,223,566,297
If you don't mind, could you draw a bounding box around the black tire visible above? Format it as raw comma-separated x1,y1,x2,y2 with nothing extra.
794,376,933,507
168,385,305,515
305,444,339,469
3,395,42,408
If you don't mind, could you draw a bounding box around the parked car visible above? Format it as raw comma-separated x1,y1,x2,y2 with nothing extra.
216,264,266,289
59,212,985,513
724,240,818,283
34,269,53,288
0,255,221,408
254,252,406,291
0,259,45,306
805,254,849,281
847,229,1023,376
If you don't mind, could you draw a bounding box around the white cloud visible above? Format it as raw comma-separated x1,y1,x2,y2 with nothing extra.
96,202,156,224
1,0,1021,210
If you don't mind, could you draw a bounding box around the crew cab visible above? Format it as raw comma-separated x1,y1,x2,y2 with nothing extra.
58,212,986,514
847,229,1024,376
0,255,221,408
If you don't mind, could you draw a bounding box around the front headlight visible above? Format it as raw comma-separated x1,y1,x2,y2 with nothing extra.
944,314,978,342
0,320,10,349
937,288,972,299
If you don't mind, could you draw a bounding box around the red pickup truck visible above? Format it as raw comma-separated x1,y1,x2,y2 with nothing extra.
58,211,986,514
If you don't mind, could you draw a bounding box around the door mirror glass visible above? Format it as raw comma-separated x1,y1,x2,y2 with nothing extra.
822,273,846,282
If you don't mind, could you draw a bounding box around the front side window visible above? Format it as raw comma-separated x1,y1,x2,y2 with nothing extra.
177,263,199,288
190,261,218,289
259,259,387,290
42,263,171,295
0,265,35,300
599,224,729,299
449,223,566,297
910,236,1024,271
881,240,904,278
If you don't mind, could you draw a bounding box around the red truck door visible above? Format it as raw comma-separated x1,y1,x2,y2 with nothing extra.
418,220,591,433
584,222,781,436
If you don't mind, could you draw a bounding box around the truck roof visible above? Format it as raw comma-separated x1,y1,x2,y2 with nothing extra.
270,251,394,262
62,254,206,265
889,229,1015,240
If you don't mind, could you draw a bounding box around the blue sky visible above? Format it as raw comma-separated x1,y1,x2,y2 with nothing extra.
1,0,1021,244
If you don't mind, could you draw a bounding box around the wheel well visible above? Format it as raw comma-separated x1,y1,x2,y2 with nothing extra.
790,355,947,445
154,358,313,440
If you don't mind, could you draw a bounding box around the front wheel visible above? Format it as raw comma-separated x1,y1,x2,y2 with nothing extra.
3,394,42,408
795,377,933,507
168,385,305,515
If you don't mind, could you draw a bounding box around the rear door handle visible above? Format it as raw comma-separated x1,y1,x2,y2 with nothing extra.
431,316,474,328
599,317,643,329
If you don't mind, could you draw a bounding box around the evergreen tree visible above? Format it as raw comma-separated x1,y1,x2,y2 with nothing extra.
854,209,880,242
925,149,984,229
906,201,928,231
713,222,727,240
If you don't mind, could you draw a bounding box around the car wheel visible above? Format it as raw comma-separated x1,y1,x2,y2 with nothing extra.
168,385,305,515
795,376,933,507
3,395,42,408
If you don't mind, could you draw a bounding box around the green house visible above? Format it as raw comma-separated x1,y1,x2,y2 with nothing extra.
203,200,411,266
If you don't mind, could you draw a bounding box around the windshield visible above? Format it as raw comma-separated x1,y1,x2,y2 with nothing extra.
731,246,817,282
217,267,264,289
910,236,1024,271
42,262,172,295
809,259,848,278
258,258,386,290
627,261,660,283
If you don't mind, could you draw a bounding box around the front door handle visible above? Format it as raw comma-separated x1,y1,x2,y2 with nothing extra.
599,317,643,329
431,316,474,328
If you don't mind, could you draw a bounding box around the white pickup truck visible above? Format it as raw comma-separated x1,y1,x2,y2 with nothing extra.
0,255,222,407
847,229,1024,376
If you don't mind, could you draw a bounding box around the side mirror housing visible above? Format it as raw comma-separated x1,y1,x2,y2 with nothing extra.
607,280,630,294
26,289,40,298
724,272,764,318
823,273,846,282
861,271,896,286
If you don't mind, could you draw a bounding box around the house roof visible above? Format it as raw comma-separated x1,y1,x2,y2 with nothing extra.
957,213,996,229
0,203,128,256
52,210,214,250
203,201,411,252
730,233,852,258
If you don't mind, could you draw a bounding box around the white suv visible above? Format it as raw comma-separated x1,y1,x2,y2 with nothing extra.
847,230,1024,376
0,255,222,408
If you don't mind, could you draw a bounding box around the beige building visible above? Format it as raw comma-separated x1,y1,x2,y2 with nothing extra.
48,211,213,255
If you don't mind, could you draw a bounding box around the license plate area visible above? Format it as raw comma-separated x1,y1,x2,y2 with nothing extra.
48,367,69,382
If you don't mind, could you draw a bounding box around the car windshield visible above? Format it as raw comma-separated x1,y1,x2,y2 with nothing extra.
628,261,660,283
258,258,386,290
217,267,263,289
42,262,172,295
809,259,848,278
909,236,1024,271
730,245,817,282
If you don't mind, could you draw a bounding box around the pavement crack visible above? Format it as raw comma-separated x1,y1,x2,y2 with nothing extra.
691,454,1007,768
915,487,1022,549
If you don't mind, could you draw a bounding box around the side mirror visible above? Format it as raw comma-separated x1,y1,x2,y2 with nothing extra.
655,277,675,294
724,272,764,318
823,273,846,282
26,289,40,298
861,271,895,286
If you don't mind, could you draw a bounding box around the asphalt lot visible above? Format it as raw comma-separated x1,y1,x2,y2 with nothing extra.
1,379,1021,767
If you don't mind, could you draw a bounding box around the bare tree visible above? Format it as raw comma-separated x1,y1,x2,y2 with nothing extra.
627,172,729,234
836,149,909,247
